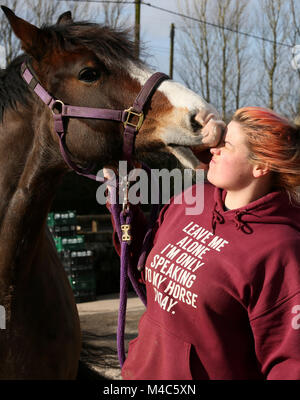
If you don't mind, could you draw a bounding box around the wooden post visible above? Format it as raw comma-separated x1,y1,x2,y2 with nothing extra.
169,23,175,79
135,0,141,58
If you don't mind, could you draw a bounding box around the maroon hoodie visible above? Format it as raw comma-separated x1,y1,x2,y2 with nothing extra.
119,183,300,380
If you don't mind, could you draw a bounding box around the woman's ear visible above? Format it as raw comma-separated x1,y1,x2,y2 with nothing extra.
253,163,270,178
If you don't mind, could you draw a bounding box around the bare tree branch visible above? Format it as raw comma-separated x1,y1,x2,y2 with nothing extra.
0,0,20,65
176,0,252,120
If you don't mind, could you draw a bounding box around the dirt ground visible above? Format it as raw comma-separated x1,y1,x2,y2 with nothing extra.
77,293,145,380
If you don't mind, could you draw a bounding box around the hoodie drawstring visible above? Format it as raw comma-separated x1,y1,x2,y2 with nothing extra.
211,203,253,235
212,204,225,234
233,210,253,234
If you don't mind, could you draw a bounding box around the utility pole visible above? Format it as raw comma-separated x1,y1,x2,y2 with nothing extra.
135,0,141,58
169,23,175,79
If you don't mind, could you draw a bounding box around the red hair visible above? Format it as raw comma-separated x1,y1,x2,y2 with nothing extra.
232,107,300,201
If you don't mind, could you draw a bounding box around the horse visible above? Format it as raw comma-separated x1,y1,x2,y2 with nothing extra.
0,6,222,379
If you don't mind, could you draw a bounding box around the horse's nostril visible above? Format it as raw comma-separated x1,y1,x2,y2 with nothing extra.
190,113,202,132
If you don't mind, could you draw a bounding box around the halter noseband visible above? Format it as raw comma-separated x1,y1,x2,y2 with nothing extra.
20,62,169,179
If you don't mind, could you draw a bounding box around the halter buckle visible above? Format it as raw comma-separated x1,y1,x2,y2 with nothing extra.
123,107,144,131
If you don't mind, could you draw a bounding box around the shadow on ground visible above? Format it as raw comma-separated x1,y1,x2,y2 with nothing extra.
79,330,119,377
76,308,144,380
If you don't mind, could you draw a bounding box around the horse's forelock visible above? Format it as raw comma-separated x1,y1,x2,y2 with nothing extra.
41,21,140,70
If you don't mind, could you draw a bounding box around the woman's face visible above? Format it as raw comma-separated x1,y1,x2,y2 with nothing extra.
207,120,255,191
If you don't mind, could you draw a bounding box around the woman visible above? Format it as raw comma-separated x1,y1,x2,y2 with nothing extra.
109,107,300,380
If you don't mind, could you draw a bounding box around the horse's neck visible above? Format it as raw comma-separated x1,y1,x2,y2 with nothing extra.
0,112,65,303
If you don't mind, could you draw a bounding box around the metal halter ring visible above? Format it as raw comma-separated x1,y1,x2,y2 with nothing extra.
50,100,65,115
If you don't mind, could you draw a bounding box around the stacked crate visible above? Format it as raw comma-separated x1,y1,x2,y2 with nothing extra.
47,211,96,302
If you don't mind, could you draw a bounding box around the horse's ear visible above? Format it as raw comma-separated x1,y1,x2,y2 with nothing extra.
1,6,48,60
56,11,73,25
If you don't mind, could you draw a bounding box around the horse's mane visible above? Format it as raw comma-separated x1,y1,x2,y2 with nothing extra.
42,21,141,70
0,54,31,121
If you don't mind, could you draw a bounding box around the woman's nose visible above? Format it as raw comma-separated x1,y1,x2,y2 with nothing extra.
210,146,220,155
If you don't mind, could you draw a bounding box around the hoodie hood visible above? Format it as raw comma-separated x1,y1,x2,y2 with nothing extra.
212,187,300,234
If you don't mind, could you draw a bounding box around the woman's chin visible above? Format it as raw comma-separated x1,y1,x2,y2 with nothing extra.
206,169,214,184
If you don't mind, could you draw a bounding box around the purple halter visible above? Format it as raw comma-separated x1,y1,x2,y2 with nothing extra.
21,61,168,367
21,62,169,176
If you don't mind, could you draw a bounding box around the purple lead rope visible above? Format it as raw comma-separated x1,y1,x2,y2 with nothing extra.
110,164,160,367
118,210,131,366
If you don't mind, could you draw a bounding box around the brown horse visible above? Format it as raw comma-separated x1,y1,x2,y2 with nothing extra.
0,7,222,379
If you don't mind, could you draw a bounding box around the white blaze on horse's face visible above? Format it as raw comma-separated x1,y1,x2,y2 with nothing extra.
128,63,221,169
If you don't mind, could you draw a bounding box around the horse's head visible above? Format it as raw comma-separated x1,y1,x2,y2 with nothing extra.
2,7,223,171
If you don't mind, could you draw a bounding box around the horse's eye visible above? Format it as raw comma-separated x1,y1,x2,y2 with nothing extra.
78,68,100,82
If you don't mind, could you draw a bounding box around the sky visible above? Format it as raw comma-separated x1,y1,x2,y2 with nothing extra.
132,0,188,78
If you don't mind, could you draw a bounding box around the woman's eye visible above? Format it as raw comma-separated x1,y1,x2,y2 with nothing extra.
78,68,100,82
